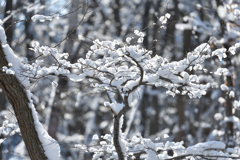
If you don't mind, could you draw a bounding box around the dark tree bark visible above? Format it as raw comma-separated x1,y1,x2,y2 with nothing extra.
224,51,234,148
0,43,48,160
0,87,7,160
149,94,159,134
48,78,66,140
183,29,192,55
113,96,130,160
175,22,192,142
24,0,35,60
216,0,226,37
142,0,151,49
140,90,149,137
48,0,79,139
175,95,185,142
112,0,122,36
4,0,13,46
0,87,7,110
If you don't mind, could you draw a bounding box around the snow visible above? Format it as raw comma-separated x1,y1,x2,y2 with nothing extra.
229,91,235,98
186,141,225,155
233,100,240,110
0,26,7,44
234,9,240,19
0,26,30,87
221,84,229,91
212,48,227,61
104,102,124,115
215,68,229,76
31,14,59,22
0,138,6,144
51,81,58,88
159,13,171,24
175,23,192,31
0,25,60,159
92,134,99,140
218,97,226,104
26,90,60,160
163,134,169,139
67,73,86,82
214,113,223,121
126,37,132,43
217,5,227,19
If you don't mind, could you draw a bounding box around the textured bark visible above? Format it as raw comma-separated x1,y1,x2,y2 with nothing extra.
48,0,80,139
142,0,151,49
113,96,130,160
4,0,13,46
224,51,234,148
140,89,148,137
24,0,35,60
0,43,47,159
0,134,2,160
216,0,226,37
48,78,65,140
0,86,7,111
175,95,185,142
112,0,122,36
150,93,159,135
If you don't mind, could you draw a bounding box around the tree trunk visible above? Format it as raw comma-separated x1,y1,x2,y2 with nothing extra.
48,0,80,139
24,0,35,60
0,43,48,159
224,51,234,148
142,0,150,49
4,0,13,46
112,0,122,36
175,95,185,142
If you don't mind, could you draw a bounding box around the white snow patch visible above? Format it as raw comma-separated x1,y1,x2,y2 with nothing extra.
104,102,124,115
26,90,60,160
221,84,229,92
31,14,59,22
0,26,29,87
229,91,235,98
217,5,227,19
186,141,225,155
218,97,226,104
92,134,99,140
0,25,60,159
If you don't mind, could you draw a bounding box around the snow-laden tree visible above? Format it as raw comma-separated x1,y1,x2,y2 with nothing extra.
1,7,240,159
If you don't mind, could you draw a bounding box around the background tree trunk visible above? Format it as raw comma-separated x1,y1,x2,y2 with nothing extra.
48,0,80,139
4,0,13,46
224,51,234,148
0,43,47,160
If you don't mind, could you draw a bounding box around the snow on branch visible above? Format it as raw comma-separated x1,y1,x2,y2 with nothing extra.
78,131,240,160
31,14,59,22
0,25,60,160
24,36,229,114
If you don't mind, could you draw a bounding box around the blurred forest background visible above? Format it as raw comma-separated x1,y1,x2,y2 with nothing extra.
1,0,240,159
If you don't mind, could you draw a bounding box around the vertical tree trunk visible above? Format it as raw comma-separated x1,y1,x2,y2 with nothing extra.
24,0,35,60
150,94,159,134
140,90,149,137
175,95,185,142
142,0,151,49
216,0,226,37
224,51,234,148
48,0,80,139
4,0,13,46
112,0,122,36
48,79,65,140
0,43,48,159
0,87,6,160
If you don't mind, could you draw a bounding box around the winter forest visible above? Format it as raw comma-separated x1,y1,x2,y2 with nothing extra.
1,0,240,159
